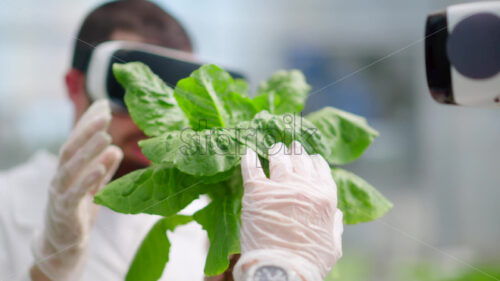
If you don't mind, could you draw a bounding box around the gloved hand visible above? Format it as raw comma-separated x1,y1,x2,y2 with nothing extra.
31,100,123,281
234,141,343,281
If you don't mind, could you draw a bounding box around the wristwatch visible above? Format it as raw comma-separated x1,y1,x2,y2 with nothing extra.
242,262,302,281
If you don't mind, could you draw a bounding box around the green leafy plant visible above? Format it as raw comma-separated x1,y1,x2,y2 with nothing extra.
94,62,393,280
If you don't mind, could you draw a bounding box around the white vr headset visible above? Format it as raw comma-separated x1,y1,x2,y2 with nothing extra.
86,40,245,112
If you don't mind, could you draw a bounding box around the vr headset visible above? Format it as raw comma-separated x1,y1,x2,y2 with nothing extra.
86,40,245,113
425,1,500,106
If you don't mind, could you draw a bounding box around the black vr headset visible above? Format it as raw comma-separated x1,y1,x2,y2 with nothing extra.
425,1,500,106
86,40,245,112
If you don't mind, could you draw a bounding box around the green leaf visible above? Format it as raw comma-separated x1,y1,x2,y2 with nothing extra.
223,91,257,126
101,63,389,279
140,111,331,177
174,64,256,129
331,168,392,224
139,129,243,177
230,78,250,96
113,62,187,136
194,180,242,276
126,215,193,281
235,111,331,159
252,70,310,114
94,165,226,217
306,107,378,165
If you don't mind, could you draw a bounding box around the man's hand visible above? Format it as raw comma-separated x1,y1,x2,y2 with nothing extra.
30,100,123,281
234,142,343,281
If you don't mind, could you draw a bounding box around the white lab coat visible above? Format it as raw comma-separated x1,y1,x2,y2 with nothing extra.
0,151,208,281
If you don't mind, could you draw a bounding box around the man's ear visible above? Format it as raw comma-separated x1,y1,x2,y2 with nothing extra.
65,68,90,121
65,69,85,97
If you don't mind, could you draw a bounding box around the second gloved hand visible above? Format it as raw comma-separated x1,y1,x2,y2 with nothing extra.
235,141,343,281
31,100,123,281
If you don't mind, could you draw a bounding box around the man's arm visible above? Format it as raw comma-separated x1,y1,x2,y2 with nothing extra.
30,266,50,281
30,100,122,281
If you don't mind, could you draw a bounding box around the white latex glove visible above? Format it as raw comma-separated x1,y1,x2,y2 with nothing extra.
234,141,343,281
31,100,123,281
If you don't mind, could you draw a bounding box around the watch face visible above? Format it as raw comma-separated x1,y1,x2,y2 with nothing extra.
253,266,288,281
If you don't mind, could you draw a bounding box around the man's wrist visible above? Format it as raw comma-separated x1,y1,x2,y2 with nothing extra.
241,261,302,281
234,250,325,281
30,265,51,281
234,253,305,281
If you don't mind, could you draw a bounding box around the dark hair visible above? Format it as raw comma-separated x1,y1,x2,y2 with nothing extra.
72,0,193,73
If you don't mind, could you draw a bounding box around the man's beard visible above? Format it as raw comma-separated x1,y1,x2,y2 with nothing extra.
111,132,149,179
113,155,148,179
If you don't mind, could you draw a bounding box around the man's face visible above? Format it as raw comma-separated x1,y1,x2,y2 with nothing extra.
107,111,149,170
68,31,155,175
104,31,151,173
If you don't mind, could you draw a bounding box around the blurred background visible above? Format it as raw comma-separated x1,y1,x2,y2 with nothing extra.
1,0,499,280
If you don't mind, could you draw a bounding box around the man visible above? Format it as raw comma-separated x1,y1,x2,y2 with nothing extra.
0,1,343,280
0,1,208,280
